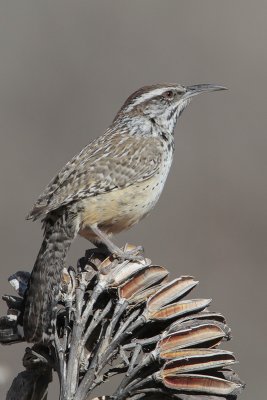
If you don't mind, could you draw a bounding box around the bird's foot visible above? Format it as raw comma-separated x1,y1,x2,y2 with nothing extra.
113,244,145,262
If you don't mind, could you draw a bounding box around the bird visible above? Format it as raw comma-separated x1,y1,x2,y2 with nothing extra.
23,83,226,342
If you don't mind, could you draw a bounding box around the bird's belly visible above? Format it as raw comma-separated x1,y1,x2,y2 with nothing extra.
78,172,168,241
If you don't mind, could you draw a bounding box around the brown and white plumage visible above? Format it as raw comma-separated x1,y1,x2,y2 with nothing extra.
27,133,165,220
24,83,226,342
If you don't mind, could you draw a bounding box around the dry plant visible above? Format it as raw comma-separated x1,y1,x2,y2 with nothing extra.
0,245,244,400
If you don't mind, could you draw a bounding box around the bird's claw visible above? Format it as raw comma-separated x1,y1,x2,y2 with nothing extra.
113,245,145,262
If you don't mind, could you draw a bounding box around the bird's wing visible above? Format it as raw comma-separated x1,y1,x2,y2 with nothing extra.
27,132,163,220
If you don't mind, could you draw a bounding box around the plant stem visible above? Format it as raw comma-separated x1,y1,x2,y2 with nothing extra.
65,282,105,399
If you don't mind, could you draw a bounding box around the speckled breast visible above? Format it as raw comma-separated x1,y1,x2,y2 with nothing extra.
79,139,174,240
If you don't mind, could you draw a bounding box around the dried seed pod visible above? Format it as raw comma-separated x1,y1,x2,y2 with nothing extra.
159,372,243,395
98,253,116,273
127,283,166,305
1,247,244,399
178,311,226,325
158,324,226,354
161,348,236,373
147,298,211,321
160,347,233,361
217,368,245,387
119,266,169,303
168,318,231,341
100,258,151,288
172,395,235,400
147,277,198,312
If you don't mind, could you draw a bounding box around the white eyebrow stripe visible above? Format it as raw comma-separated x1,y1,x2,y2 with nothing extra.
128,87,177,109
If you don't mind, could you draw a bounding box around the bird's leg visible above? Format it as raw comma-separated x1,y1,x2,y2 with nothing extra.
89,224,144,261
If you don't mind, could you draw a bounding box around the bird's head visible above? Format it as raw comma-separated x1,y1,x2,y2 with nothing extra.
114,83,227,136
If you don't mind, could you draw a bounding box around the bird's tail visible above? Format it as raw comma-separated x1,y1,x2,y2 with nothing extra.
23,209,79,342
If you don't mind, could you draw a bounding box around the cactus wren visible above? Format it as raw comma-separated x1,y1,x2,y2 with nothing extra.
23,83,226,342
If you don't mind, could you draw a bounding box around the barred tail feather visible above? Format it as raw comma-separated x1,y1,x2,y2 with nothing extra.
24,209,79,342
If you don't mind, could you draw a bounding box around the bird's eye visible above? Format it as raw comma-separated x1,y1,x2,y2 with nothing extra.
164,90,174,99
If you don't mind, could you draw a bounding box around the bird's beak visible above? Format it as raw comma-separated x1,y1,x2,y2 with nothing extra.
183,84,227,99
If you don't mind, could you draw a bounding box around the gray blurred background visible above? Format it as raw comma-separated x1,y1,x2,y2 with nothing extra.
0,1,266,398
